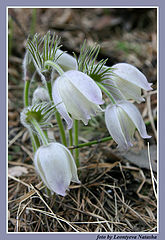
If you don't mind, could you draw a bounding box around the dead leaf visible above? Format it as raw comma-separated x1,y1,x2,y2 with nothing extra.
8,166,28,177
114,145,157,172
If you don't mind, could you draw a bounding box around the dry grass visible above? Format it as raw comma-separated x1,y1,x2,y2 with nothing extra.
8,136,157,232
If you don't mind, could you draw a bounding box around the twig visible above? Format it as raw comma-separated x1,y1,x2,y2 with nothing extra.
147,142,157,199
8,129,25,147
146,93,157,140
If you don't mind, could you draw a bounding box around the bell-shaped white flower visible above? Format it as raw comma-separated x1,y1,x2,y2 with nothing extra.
52,70,104,129
109,63,153,103
34,142,80,196
105,100,151,149
56,49,78,71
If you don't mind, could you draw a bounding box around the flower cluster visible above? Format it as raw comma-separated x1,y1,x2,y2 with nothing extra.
21,32,152,196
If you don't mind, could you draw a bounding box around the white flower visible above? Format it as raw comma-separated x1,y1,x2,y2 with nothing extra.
52,70,104,129
34,142,80,196
56,49,78,71
105,100,151,149
108,63,153,103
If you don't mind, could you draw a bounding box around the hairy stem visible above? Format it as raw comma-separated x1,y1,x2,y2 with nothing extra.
24,80,41,150
69,129,73,154
46,81,67,146
97,82,116,104
24,80,30,107
31,118,49,146
74,120,79,167
69,136,112,150
44,60,64,75
29,129,40,152
55,112,67,146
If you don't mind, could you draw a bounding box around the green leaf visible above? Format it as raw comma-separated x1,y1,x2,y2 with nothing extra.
76,40,113,82
26,31,62,75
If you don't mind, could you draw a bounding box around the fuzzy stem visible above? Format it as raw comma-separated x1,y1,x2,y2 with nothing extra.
46,81,67,146
24,80,30,107
29,128,40,152
44,60,64,75
33,133,41,148
55,112,67,146
74,120,79,167
24,79,41,150
30,131,37,152
97,82,116,104
46,81,52,102
31,118,49,146
69,129,73,154
69,136,112,150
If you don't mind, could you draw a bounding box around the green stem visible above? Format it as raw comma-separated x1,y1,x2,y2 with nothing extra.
44,60,64,75
33,133,41,149
69,136,112,150
74,120,79,167
69,129,73,154
30,8,37,36
24,80,30,107
55,112,67,146
46,81,53,101
24,79,41,151
30,131,37,152
46,81,67,146
31,118,49,146
29,129,40,152
97,82,116,104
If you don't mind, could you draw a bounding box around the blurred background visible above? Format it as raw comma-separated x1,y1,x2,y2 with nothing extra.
8,8,157,232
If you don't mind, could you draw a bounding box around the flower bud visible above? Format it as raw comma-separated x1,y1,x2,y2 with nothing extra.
32,87,50,104
105,100,151,149
52,70,104,129
34,142,80,196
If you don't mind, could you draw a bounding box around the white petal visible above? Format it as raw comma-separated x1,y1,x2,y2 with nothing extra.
61,144,81,184
119,101,151,139
34,143,80,196
114,77,145,103
105,104,129,149
112,63,153,91
117,107,135,147
34,148,52,190
56,49,78,71
103,78,126,101
65,70,104,105
52,78,73,129
39,143,72,196
58,74,102,125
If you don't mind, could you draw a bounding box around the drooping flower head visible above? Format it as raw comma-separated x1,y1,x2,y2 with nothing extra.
52,70,104,129
34,142,80,196
104,63,153,103
105,100,151,149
